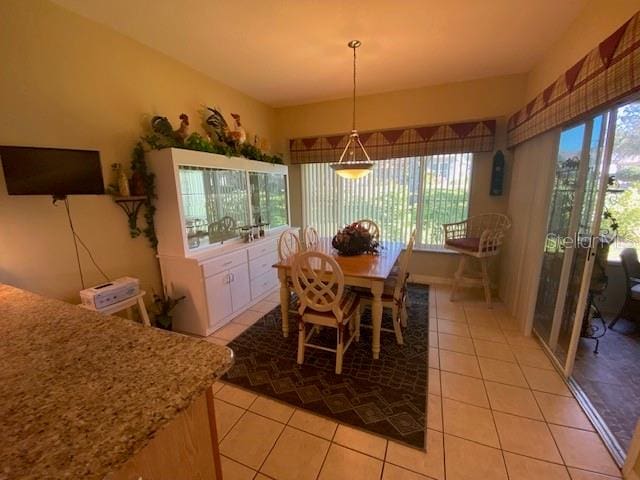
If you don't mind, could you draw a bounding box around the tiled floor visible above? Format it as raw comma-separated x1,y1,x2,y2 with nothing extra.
207,285,622,480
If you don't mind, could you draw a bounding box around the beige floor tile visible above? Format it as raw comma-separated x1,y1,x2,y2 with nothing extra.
504,452,570,480
254,475,271,480
504,331,542,349
261,426,330,480
333,424,388,459
438,333,475,355
469,324,507,343
493,411,562,463
444,434,508,480
463,307,495,324
382,462,432,479
439,350,481,378
220,455,256,480
485,381,543,420
212,381,224,394
427,394,443,431
429,318,437,332
214,322,250,341
473,339,516,362
220,412,285,469
214,399,245,440
318,444,383,480
521,366,572,396
204,335,229,346
429,368,441,396
266,289,281,303
249,396,295,423
251,300,280,313
442,398,499,447
260,427,331,480
232,309,264,326
533,391,594,430
386,429,445,480
436,302,467,322
567,467,622,479
429,331,439,348
216,384,258,409
440,371,489,408
437,318,470,337
288,409,337,440
513,347,555,370
549,425,620,477
429,347,440,368
478,357,528,387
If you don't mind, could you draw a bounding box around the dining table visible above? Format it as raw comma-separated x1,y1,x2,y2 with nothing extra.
273,238,403,360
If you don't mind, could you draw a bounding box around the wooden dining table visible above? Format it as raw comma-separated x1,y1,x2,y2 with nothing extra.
273,238,403,360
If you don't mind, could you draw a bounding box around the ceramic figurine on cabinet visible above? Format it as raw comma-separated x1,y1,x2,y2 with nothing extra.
230,113,247,144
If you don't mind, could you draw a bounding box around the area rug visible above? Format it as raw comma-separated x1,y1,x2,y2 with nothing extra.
223,284,429,449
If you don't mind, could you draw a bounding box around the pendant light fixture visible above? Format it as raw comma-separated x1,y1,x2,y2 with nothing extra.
330,40,373,179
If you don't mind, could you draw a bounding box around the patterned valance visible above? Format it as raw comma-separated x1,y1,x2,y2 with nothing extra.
508,10,640,147
289,120,496,165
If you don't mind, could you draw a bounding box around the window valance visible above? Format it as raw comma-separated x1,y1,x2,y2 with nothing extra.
289,119,496,165
507,10,640,148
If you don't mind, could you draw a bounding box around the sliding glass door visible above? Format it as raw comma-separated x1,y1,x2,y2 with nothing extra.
533,111,615,375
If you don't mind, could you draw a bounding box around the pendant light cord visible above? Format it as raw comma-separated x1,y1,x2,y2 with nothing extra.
352,44,357,132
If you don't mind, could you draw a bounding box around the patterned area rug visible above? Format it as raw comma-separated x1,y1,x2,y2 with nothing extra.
223,284,429,449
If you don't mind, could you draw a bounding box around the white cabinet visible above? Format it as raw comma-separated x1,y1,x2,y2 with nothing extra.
149,148,289,337
229,264,251,313
205,272,233,330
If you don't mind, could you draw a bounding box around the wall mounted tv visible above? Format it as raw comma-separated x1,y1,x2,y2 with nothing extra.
0,146,104,196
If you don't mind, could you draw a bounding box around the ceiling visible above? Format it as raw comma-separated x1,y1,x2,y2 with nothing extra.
52,0,587,107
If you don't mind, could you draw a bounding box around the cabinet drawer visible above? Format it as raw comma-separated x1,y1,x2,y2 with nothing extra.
247,238,278,261
249,251,278,280
201,250,246,278
251,269,278,299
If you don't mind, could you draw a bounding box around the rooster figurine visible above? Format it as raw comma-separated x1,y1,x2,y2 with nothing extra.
151,113,190,144
230,113,247,144
204,106,230,144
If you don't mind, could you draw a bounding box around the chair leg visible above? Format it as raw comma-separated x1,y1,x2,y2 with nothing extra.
391,304,404,345
401,303,408,328
450,256,467,301
480,258,492,309
335,326,344,375
609,298,629,329
297,321,306,365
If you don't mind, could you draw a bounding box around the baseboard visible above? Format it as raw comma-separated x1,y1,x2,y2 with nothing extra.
409,274,452,286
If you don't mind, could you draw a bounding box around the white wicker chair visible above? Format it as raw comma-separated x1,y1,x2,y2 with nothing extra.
292,251,361,374
302,225,319,250
443,214,511,307
278,229,301,261
359,229,416,344
355,219,380,240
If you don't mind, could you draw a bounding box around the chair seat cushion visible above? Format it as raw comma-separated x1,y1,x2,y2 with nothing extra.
445,237,480,252
632,284,640,301
303,291,360,324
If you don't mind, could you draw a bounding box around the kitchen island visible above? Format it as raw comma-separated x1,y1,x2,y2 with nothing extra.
0,284,233,479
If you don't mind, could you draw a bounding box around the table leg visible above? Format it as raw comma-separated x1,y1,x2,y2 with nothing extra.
277,268,290,338
138,297,151,327
371,280,383,360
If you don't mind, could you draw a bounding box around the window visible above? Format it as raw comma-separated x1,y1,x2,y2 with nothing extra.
249,172,289,229
302,153,473,247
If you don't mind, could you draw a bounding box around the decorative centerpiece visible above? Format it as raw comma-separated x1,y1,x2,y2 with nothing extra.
332,222,380,256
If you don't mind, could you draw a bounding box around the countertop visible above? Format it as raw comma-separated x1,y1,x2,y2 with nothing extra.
0,284,233,480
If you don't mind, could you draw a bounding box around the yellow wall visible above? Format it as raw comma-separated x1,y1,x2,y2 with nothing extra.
0,0,278,301
277,75,527,280
525,0,640,100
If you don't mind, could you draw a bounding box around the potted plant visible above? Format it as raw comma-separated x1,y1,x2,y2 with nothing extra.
152,293,186,330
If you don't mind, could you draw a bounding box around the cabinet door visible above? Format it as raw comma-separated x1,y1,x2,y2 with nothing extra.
229,264,251,313
205,271,232,329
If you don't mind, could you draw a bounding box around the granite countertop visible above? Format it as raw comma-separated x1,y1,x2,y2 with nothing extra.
0,284,233,480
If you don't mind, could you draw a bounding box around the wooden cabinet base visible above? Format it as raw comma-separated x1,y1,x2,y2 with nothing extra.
107,388,222,480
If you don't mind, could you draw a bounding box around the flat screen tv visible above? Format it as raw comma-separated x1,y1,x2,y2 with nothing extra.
0,146,104,196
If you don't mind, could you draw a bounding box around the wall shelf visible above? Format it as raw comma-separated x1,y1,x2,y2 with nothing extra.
112,195,147,235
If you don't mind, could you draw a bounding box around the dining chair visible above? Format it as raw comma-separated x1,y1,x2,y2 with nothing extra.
302,225,319,250
443,213,511,308
278,229,301,261
609,247,640,329
355,219,380,240
358,229,416,344
292,251,361,374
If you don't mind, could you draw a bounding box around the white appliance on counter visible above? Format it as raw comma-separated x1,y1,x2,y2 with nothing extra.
147,148,290,337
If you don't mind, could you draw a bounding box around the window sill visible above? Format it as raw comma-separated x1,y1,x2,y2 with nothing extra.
412,245,459,255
